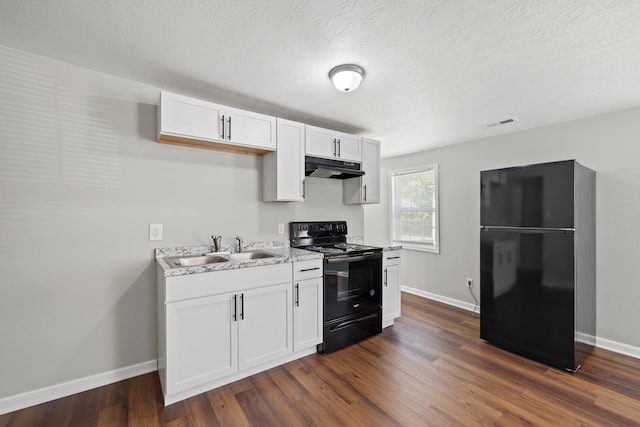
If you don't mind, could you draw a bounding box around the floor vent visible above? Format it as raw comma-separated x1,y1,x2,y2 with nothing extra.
482,117,519,129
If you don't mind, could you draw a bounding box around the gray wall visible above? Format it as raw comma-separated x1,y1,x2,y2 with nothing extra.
0,45,362,398
365,107,640,349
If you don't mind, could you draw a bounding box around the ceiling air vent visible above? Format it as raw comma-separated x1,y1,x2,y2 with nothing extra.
482,117,519,129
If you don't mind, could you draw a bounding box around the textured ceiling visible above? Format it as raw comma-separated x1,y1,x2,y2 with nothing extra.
1,0,640,158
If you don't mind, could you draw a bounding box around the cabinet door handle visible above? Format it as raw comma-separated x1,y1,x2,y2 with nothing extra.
337,139,341,157
302,179,305,199
299,267,320,272
384,268,388,286
240,293,244,320
232,294,237,321
363,184,367,202
333,138,337,156
221,115,225,140
295,283,300,307
227,116,232,140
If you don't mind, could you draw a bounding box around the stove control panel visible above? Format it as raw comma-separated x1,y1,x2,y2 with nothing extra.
290,221,348,240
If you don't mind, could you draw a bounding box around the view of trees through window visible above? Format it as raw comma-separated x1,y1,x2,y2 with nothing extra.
391,165,439,252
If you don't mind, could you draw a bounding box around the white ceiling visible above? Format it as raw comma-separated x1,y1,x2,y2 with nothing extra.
1,0,640,158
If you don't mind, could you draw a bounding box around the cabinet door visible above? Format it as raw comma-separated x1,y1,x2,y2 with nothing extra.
336,132,362,163
238,283,293,370
273,119,305,201
383,264,401,324
226,107,276,150
361,138,380,203
159,91,224,141
293,278,323,351
305,125,337,159
344,138,380,204
166,293,238,394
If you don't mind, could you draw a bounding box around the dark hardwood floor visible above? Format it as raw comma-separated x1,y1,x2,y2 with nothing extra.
2,292,640,426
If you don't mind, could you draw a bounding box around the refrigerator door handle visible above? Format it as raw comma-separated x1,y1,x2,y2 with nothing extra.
480,226,575,233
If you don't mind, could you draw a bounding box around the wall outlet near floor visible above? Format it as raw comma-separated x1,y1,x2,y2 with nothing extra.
466,278,473,288
278,223,285,234
150,224,163,241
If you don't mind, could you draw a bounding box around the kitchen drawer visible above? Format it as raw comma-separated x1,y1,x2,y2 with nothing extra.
293,259,323,281
383,253,401,267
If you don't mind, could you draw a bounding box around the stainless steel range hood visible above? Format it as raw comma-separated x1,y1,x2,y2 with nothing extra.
305,156,364,179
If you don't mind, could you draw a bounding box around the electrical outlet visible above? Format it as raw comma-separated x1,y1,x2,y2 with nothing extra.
466,278,473,288
278,223,285,234
150,224,163,241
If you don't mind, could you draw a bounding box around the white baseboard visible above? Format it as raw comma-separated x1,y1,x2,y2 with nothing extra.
402,285,479,314
0,359,157,416
596,337,640,360
402,286,640,361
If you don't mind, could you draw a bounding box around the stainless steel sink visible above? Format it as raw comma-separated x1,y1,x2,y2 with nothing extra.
164,250,281,268
227,251,279,261
165,254,230,268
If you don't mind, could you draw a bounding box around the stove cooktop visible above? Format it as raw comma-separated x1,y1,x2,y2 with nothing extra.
290,221,382,257
302,243,380,254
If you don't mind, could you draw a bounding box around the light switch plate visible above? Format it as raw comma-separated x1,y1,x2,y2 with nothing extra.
150,224,163,241
278,223,285,234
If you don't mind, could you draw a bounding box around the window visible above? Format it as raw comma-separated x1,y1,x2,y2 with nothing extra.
390,164,439,253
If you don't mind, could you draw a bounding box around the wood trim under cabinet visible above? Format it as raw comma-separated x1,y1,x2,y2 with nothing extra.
158,134,272,156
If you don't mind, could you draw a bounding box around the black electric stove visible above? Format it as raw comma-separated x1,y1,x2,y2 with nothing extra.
290,221,383,353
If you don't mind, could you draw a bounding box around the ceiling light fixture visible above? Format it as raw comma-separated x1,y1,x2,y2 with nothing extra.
329,64,365,92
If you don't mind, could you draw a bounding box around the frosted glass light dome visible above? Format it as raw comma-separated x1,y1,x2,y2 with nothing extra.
329,64,365,92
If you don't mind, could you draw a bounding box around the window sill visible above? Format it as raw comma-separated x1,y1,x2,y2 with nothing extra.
392,242,439,254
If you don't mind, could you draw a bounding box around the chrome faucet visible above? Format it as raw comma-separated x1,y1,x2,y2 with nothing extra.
235,236,243,253
211,235,222,252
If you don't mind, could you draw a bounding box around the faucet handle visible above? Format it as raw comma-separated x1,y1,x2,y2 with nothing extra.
235,236,243,253
211,235,222,252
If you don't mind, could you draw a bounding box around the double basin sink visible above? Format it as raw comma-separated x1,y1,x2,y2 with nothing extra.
164,250,281,269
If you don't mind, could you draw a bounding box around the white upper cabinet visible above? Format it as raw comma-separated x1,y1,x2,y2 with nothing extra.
305,125,335,158
159,91,224,141
158,91,276,153
335,132,362,162
305,125,362,163
225,107,276,150
344,138,380,204
263,119,305,202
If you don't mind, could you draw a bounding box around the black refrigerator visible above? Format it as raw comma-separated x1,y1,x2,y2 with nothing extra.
480,160,596,372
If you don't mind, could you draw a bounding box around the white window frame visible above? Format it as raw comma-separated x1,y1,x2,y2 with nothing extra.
389,164,440,253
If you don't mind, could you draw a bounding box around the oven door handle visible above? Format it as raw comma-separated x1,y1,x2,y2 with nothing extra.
325,253,382,263
330,313,379,332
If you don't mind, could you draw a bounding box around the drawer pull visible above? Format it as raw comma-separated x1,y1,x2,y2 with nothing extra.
299,267,321,272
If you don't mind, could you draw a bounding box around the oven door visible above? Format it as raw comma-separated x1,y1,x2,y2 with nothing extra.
323,252,382,321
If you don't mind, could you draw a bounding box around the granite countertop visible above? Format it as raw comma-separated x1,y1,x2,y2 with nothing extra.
350,236,401,252
156,242,323,277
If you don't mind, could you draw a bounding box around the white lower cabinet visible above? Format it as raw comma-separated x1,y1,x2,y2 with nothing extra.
166,293,238,394
292,259,323,351
238,283,293,370
382,252,401,328
158,261,320,406
293,277,323,350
